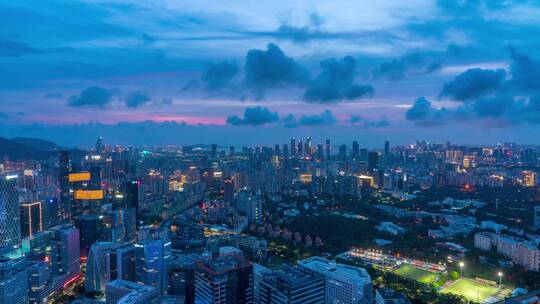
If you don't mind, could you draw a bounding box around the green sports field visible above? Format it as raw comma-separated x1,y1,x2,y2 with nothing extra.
394,264,438,284
441,278,507,303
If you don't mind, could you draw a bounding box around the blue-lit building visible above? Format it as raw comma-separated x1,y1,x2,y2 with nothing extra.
0,257,28,304
0,174,22,248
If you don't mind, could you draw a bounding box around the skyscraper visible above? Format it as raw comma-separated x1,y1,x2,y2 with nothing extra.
0,257,28,304
0,174,21,248
20,201,43,238
86,242,122,293
50,224,81,280
384,139,390,156
290,138,296,156
106,279,160,304
58,150,71,222
368,152,379,172
325,139,330,160
534,206,540,231
135,239,170,294
352,141,359,160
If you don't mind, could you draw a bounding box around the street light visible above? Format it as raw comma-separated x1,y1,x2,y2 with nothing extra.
498,272,503,287
459,262,465,277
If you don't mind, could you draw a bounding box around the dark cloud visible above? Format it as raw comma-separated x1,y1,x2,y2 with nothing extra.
284,110,337,128
348,115,389,128
508,46,540,91
125,90,151,108
304,56,373,103
141,33,157,45
226,106,280,126
0,38,45,57
244,43,308,94
405,97,450,126
68,86,112,107
201,60,239,90
373,52,442,81
44,93,64,99
440,68,506,101
160,98,173,105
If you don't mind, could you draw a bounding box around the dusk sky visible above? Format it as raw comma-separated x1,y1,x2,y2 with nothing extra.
2,0,540,147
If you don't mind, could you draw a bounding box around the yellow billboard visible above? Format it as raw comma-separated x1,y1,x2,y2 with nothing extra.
69,172,91,182
74,189,103,200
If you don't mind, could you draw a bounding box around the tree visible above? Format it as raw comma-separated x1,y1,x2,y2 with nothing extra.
449,271,460,281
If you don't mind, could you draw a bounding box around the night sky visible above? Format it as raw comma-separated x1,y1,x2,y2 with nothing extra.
2,0,540,147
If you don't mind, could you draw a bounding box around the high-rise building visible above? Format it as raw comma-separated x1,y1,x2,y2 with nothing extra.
352,141,359,160
27,261,54,304
135,239,170,294
194,253,253,304
0,174,21,248
0,257,28,304
106,279,160,304
368,152,379,172
259,265,324,304
290,138,296,156
167,253,203,304
236,190,262,223
339,145,347,161
534,206,540,231
20,201,43,238
325,139,331,160
58,151,71,222
50,224,81,280
115,244,137,282
384,139,390,156
74,215,100,258
299,257,372,304
522,170,537,187
86,242,122,293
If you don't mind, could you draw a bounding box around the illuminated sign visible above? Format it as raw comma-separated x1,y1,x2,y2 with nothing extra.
74,190,103,200
69,172,91,182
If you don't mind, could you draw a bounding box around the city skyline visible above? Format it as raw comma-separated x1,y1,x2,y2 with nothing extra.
3,1,540,146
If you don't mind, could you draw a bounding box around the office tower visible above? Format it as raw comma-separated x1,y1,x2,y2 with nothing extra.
20,201,43,238
211,144,218,158
253,263,271,304
317,144,324,160
122,181,140,227
44,198,60,229
116,244,137,282
339,145,347,161
384,139,390,156
325,139,330,160
299,257,372,304
306,137,312,157
106,279,160,304
368,151,379,172
86,242,122,293
58,150,71,222
290,138,296,156
0,174,21,248
74,215,99,258
27,261,54,304
0,257,28,304
352,141,359,160
223,179,234,206
359,148,368,162
297,140,303,157
259,265,324,304
534,206,540,231
96,136,104,154
167,253,203,304
135,239,170,294
194,253,253,304
274,144,281,157
236,190,263,223
50,224,81,280
282,144,289,157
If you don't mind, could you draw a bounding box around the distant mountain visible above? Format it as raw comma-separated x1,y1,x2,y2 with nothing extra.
0,137,56,160
11,137,59,152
